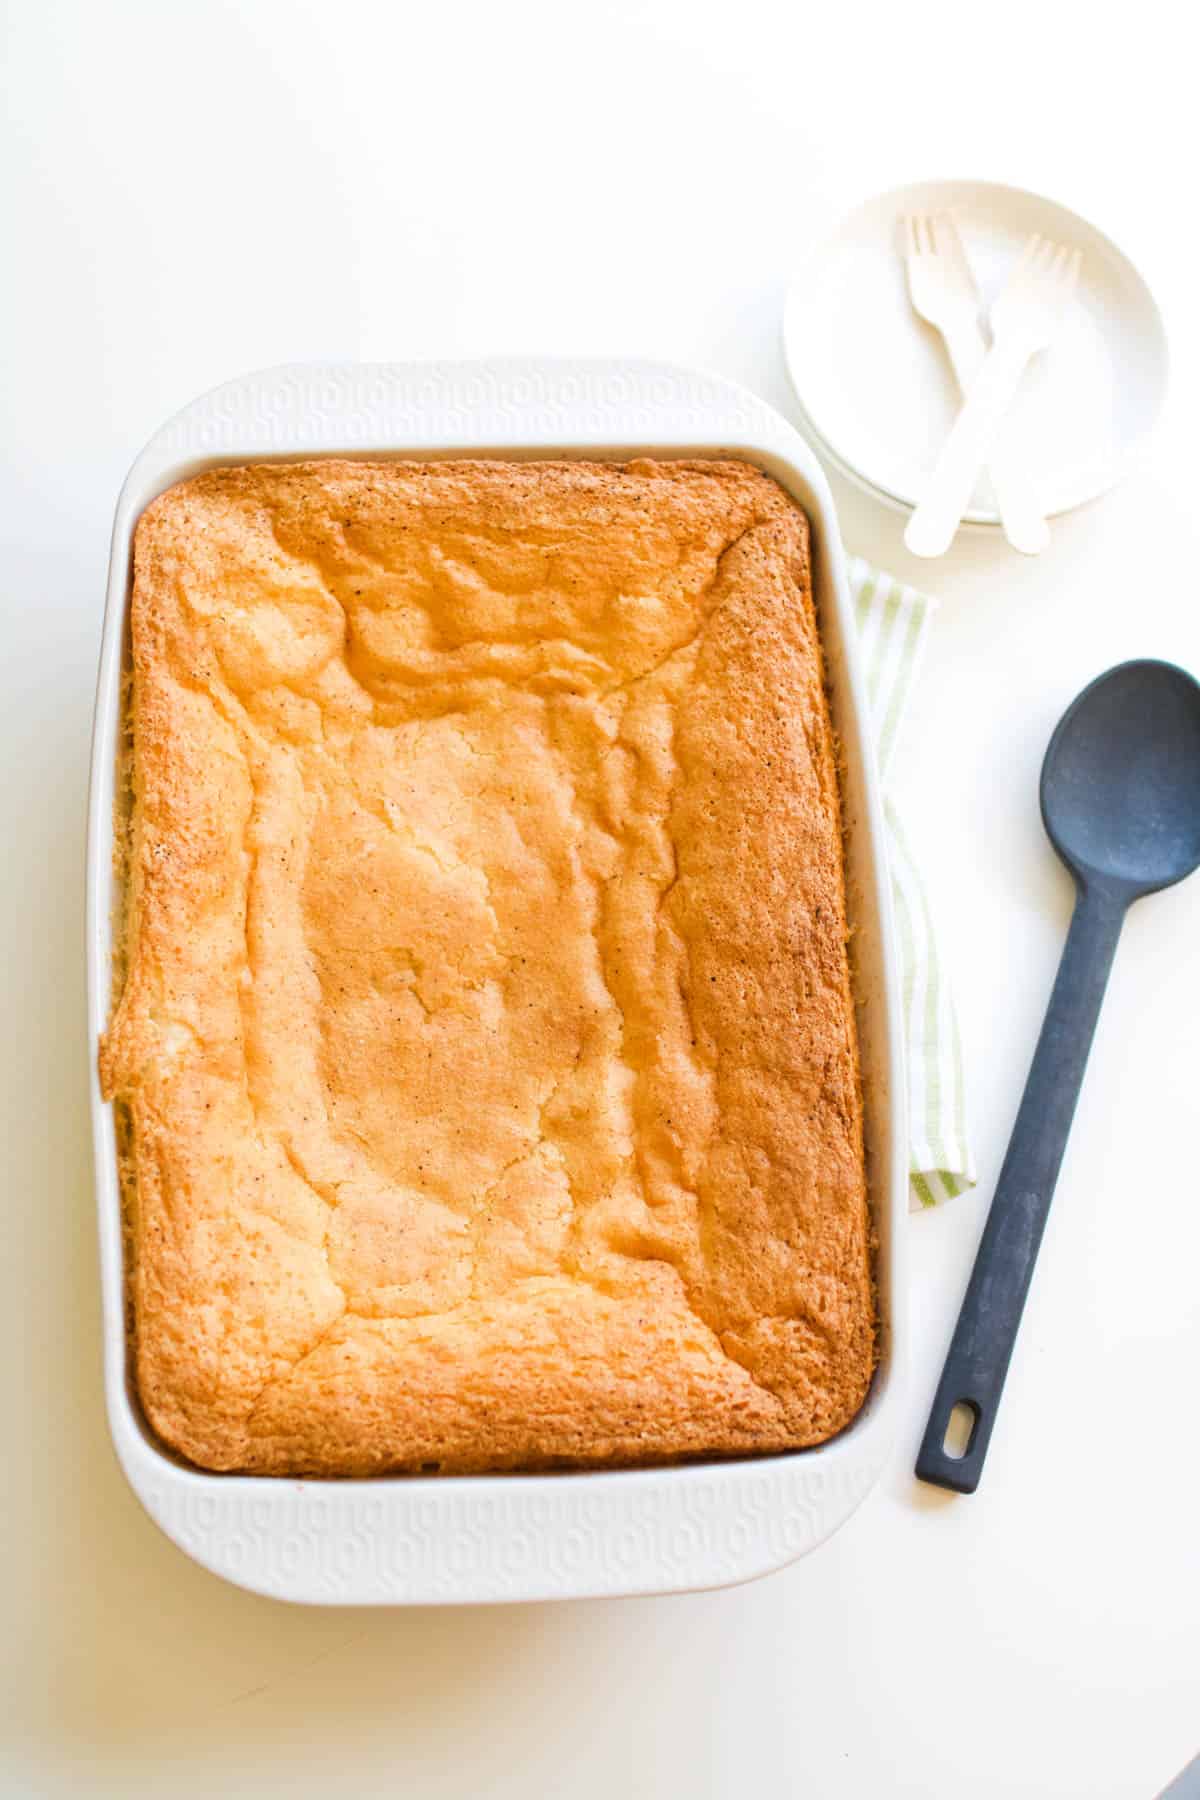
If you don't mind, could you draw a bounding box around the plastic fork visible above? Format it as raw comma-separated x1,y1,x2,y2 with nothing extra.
903,212,1050,555
906,235,1082,558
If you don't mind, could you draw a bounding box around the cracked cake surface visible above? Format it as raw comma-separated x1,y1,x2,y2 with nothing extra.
100,456,875,1475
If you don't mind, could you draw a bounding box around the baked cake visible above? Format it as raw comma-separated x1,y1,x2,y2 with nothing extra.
100,457,875,1475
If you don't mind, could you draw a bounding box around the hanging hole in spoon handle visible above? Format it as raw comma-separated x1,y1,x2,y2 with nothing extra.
918,1395,984,1495
916,881,1128,1493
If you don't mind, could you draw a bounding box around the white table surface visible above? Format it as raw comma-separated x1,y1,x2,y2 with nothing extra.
3,2,1198,1794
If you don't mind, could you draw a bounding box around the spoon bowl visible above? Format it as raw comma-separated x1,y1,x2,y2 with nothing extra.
1041,659,1200,896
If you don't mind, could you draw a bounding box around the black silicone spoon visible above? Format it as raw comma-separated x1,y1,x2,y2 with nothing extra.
917,659,1200,1494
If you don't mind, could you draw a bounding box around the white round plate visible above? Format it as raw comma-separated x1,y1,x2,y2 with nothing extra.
782,178,1169,524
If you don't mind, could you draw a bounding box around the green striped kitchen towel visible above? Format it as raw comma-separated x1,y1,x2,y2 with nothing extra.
849,555,976,1210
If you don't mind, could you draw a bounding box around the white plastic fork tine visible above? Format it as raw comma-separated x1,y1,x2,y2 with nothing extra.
905,214,919,258
929,213,942,254
938,211,969,273
1013,234,1041,279
1051,248,1081,304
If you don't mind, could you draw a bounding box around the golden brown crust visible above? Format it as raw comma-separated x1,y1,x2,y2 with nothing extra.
102,457,874,1475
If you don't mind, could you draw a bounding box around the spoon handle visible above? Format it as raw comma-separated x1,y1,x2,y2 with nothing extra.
916,883,1127,1493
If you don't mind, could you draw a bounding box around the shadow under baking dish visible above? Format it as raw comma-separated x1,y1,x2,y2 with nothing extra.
87,358,908,1604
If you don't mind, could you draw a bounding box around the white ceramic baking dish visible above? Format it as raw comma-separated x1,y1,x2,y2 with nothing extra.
87,358,907,1605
